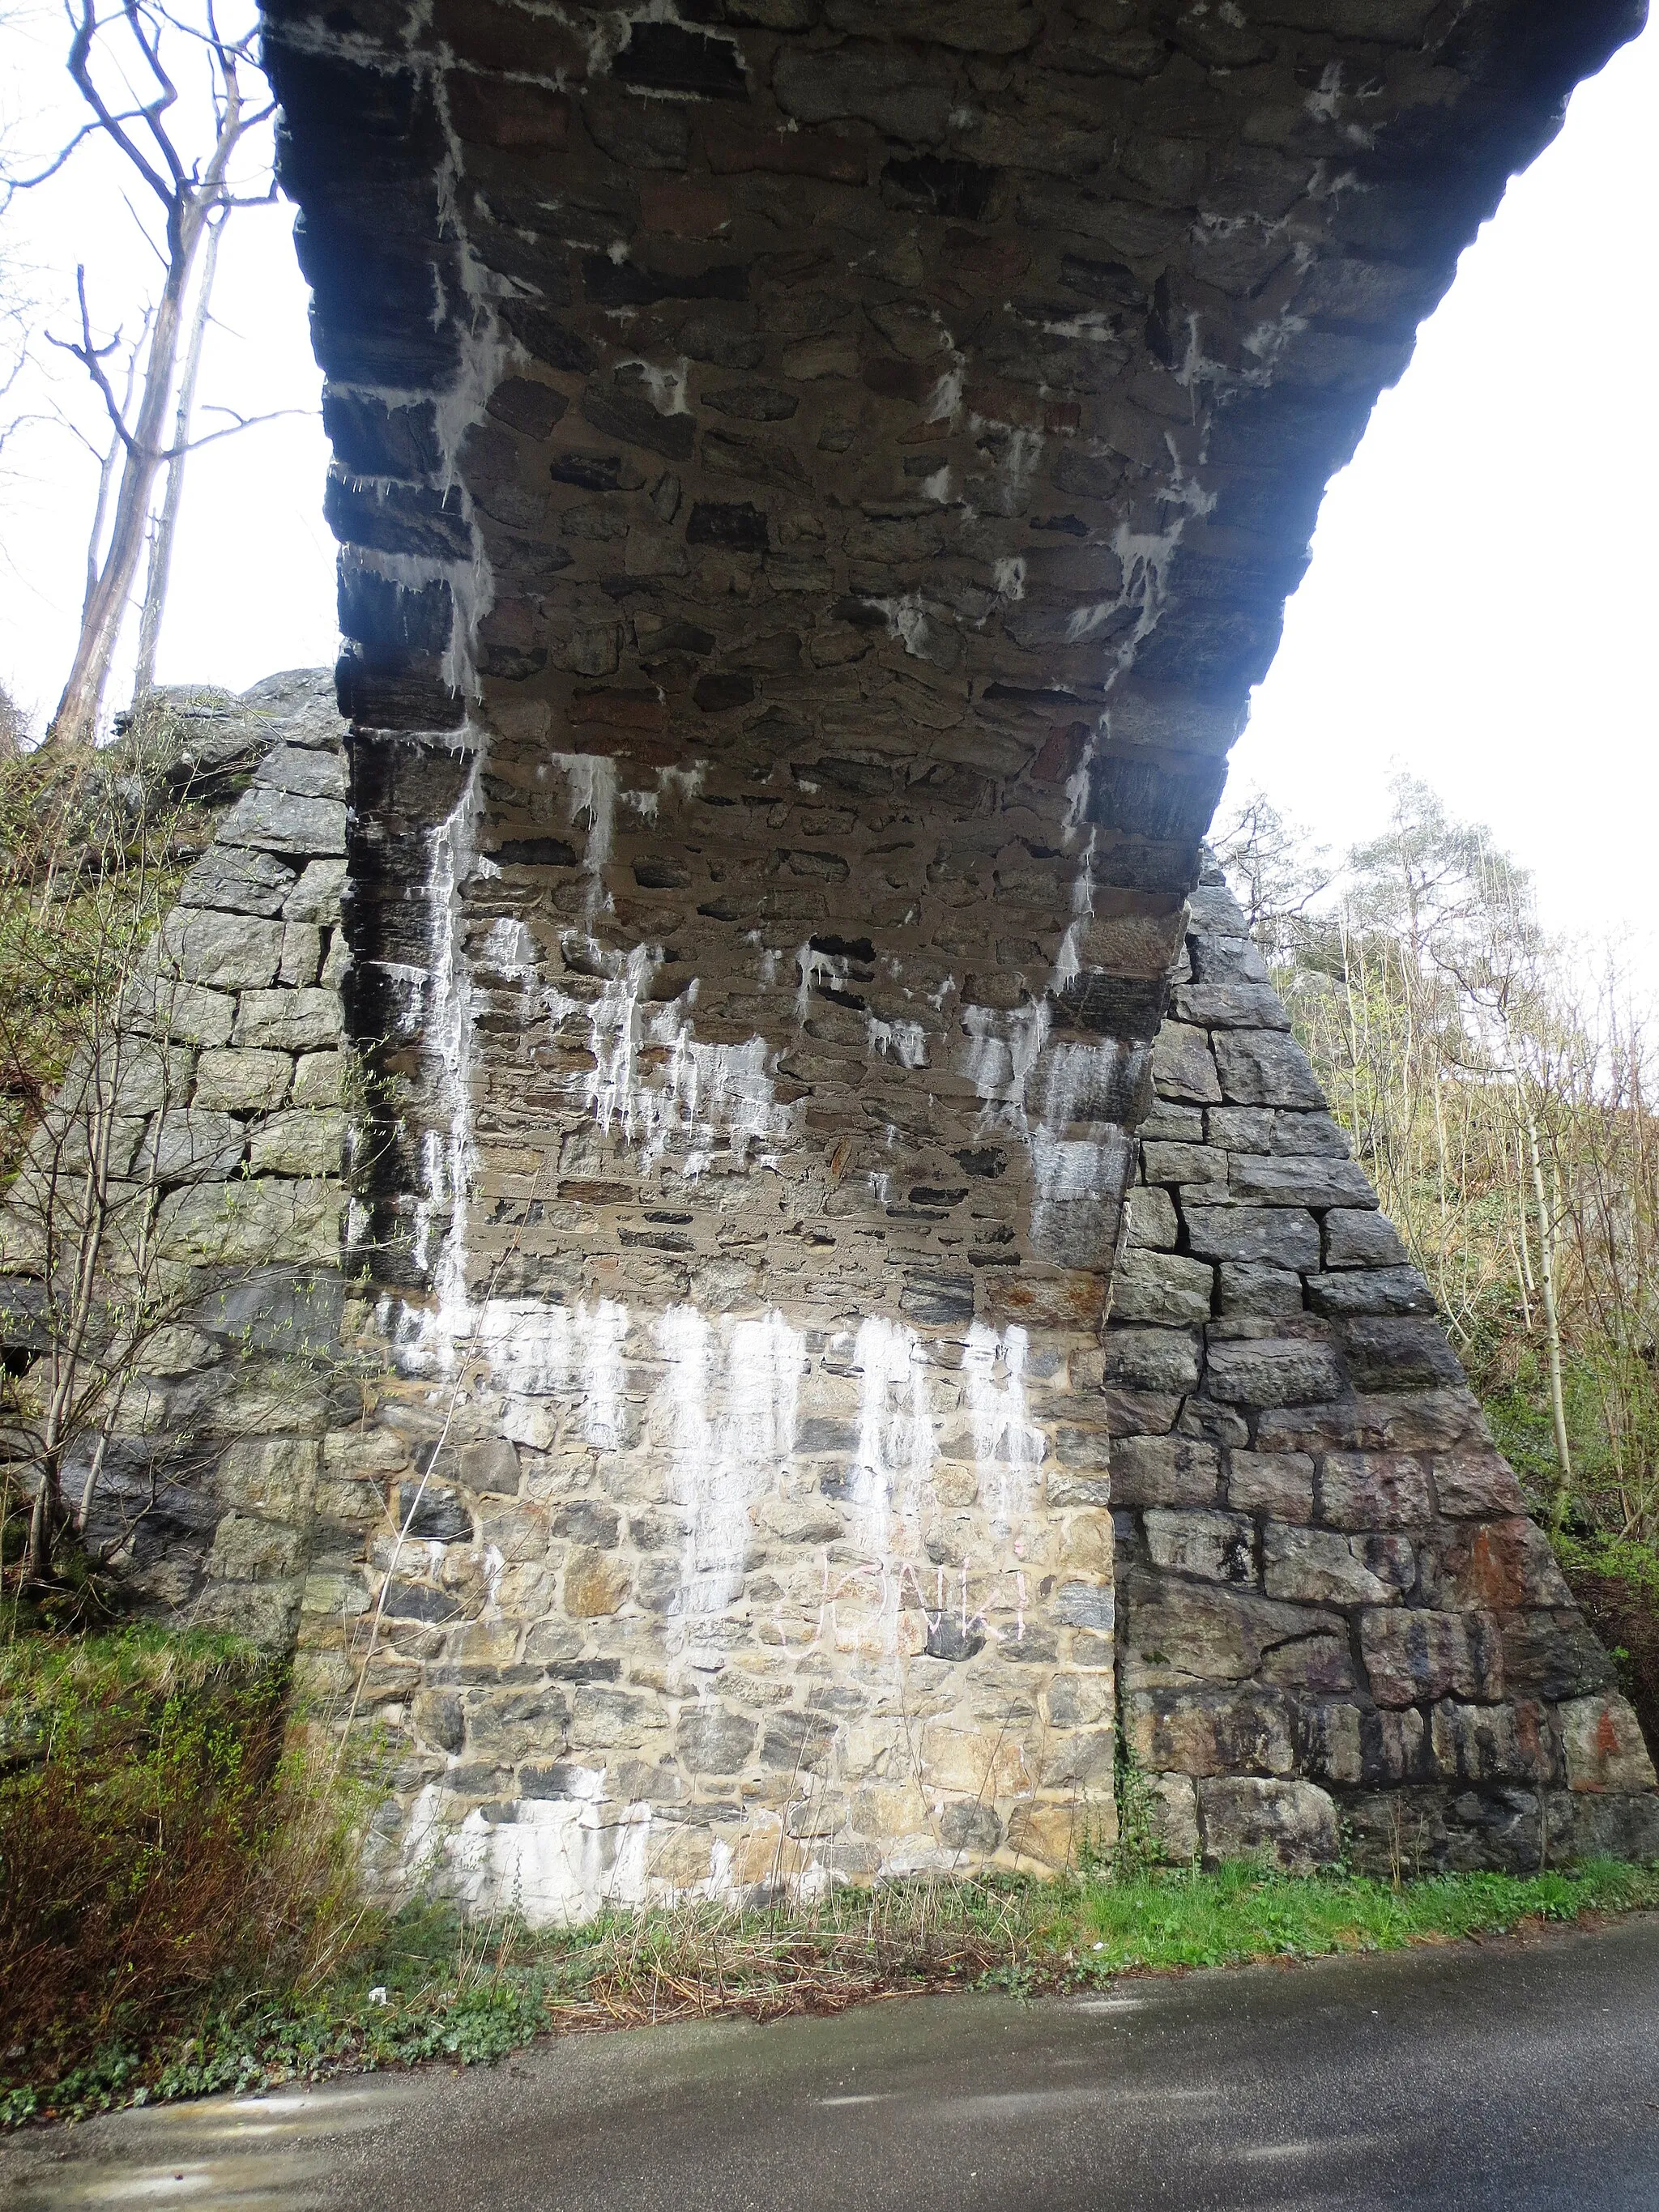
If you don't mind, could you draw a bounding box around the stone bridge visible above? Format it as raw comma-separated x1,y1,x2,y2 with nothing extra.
23,0,1659,1914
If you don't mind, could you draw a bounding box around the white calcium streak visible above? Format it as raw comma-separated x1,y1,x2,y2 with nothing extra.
962,1323,1043,1537
847,1317,935,1568
867,1015,929,1068
550,752,618,921
474,1298,630,1448
959,1000,1051,1120
659,1306,805,1647
408,758,484,1367
582,948,793,1170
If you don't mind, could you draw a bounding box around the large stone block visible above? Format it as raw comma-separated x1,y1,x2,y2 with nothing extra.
1428,1698,1547,1786
1204,1332,1347,1407
1150,1022,1221,1104
1127,1686,1294,1778
1122,1575,1352,1694
1143,1140,1226,1188
1499,1612,1610,1701
137,1107,246,1185
1123,1184,1179,1251
1306,1267,1435,1318
1183,1205,1320,1272
221,787,348,856
1100,1326,1201,1396
1107,1434,1219,1510
1433,1451,1527,1519
159,911,284,991
255,743,348,799
1226,1449,1313,1524
1339,1316,1465,1392
1144,1508,1256,1586
1228,1153,1375,1208
178,842,296,917
122,973,236,1047
1319,1451,1432,1530
1559,1694,1658,1794
248,1107,349,1178
1175,981,1290,1031
1360,1608,1503,1708
1324,1210,1409,1269
1217,1261,1303,1316
194,1047,293,1112
1443,1519,1575,1613
158,1178,343,1264
1293,1700,1425,1788
232,988,346,1052
1197,1776,1339,1868
1211,1030,1324,1110
1264,1525,1412,1606
1256,1390,1482,1455
1111,1248,1213,1326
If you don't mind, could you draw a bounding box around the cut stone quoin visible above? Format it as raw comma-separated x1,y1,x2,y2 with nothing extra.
1110,864,1659,1873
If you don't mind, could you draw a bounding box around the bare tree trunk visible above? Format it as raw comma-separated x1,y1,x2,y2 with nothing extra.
80,312,148,622
50,257,190,747
132,211,224,704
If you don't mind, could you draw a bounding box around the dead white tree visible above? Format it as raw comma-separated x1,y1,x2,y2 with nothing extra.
131,201,224,702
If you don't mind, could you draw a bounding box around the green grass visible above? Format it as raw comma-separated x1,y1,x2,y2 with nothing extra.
1077,1857,1658,1969
10,1856,1657,2129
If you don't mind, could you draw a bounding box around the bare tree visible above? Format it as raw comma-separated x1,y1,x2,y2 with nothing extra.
1209,787,1331,963
10,0,279,748
132,202,224,703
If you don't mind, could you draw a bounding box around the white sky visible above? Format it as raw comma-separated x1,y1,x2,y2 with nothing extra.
0,7,1653,969
1230,19,1659,966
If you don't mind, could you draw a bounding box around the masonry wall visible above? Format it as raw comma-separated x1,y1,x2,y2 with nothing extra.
1110,865,1659,1873
302,707,1130,1915
0,673,352,1648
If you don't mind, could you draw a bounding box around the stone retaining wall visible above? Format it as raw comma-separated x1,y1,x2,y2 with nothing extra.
0,671,353,1649
1110,863,1659,1873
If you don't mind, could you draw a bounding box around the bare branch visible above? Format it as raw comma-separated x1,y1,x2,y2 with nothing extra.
2,112,152,192
164,403,313,456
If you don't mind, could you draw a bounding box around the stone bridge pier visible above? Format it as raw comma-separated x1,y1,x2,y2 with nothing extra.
208,0,1655,1910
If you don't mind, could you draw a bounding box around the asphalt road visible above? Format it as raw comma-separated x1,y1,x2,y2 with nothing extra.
6,1919,1659,2211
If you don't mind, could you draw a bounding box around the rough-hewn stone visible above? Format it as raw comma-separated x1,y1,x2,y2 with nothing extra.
1108,863,1655,1874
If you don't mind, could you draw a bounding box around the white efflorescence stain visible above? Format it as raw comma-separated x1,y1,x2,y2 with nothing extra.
659,1306,806,1656
846,1317,936,1576
961,1322,1044,1537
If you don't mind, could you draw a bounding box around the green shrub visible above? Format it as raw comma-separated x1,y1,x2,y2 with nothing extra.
0,1627,366,2107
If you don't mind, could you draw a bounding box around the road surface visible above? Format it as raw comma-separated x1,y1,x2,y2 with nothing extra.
6,1917,1659,2210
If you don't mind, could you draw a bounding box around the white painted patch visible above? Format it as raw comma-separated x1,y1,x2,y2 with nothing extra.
403,1779,655,1925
